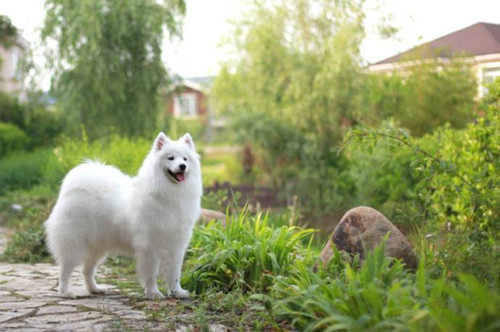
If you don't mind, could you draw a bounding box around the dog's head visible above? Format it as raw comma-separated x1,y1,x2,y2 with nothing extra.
152,132,200,184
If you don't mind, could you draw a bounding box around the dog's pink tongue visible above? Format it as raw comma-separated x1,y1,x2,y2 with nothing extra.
176,173,186,182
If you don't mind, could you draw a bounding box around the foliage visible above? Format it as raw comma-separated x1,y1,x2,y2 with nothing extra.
212,0,374,214
0,149,62,194
267,243,417,331
342,120,424,222
183,210,316,294
0,15,17,48
0,122,29,157
2,224,50,263
364,58,477,136
0,185,55,263
0,91,63,150
168,117,206,143
344,100,500,280
263,242,500,332
42,0,186,139
55,134,150,175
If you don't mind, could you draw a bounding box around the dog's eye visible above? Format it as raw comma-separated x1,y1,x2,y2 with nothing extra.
168,156,174,161
183,157,187,161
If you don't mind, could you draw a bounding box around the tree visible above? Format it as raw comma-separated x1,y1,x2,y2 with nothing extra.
42,0,185,138
212,0,375,212
0,15,17,47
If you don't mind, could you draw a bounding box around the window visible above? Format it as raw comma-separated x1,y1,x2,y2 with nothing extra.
11,47,23,81
174,93,197,117
482,66,500,95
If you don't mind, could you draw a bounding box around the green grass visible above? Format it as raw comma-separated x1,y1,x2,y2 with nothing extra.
0,185,56,263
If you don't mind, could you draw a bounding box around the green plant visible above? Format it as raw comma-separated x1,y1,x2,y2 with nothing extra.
425,274,500,332
2,224,50,263
0,122,29,156
0,149,63,194
0,185,56,263
266,242,418,331
55,134,150,175
183,210,316,294
345,104,500,280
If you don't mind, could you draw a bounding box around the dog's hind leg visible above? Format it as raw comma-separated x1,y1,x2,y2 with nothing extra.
83,255,107,294
58,260,77,298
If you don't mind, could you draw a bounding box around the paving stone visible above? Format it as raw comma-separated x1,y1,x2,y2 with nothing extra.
37,304,79,315
0,308,35,323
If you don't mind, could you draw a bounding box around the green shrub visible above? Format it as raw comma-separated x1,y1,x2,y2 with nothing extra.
168,117,206,143
0,149,63,194
55,134,150,175
0,91,63,149
344,121,422,222
345,104,500,280
364,57,477,136
0,122,29,156
183,210,316,294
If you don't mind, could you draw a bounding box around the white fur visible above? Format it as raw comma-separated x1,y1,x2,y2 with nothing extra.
44,133,202,299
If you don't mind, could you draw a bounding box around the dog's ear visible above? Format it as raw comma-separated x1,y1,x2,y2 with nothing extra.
154,132,171,152
182,133,195,150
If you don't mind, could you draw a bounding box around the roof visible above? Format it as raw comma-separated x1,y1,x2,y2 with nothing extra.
374,22,500,65
169,76,214,94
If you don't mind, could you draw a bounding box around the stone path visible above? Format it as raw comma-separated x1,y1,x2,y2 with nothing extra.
0,229,228,331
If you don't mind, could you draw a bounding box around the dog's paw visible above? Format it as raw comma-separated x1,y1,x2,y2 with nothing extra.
89,286,106,294
171,288,190,299
58,290,76,298
146,289,165,300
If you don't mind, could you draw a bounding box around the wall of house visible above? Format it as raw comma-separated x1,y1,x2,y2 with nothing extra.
166,86,209,117
0,43,26,101
473,54,500,98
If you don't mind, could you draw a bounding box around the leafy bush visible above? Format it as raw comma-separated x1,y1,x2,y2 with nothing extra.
55,134,150,175
345,103,500,280
183,210,316,294
364,57,477,136
0,91,63,149
0,149,63,194
0,122,29,156
168,117,206,143
343,121,422,222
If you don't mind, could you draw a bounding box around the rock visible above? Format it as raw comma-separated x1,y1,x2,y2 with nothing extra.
198,208,226,225
319,206,417,269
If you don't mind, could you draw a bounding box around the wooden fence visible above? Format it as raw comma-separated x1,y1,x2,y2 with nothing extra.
204,181,288,209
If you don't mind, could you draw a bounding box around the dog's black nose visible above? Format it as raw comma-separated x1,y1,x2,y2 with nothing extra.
179,164,186,171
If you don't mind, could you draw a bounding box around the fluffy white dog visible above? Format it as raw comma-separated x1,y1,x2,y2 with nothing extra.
44,132,202,299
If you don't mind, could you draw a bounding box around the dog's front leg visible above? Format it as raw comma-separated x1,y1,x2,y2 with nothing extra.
161,249,190,298
136,250,164,299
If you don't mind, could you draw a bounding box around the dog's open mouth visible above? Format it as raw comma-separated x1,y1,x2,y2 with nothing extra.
167,170,186,183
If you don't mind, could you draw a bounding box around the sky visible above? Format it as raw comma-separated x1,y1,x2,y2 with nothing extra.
1,0,500,87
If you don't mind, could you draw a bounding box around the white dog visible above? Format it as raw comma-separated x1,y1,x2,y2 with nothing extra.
44,132,202,299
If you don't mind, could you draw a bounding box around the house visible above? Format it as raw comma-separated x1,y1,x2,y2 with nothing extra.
367,22,500,97
165,76,224,141
166,77,213,118
0,32,29,101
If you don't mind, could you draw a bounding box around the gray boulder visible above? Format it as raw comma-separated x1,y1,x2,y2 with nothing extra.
319,206,417,269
